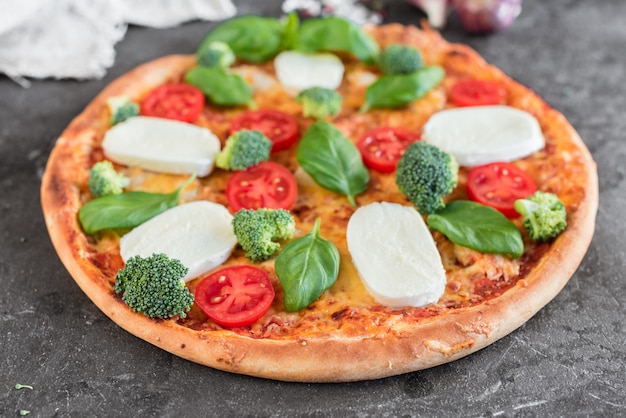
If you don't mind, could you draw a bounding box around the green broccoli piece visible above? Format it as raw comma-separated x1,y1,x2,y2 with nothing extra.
114,253,194,319
395,142,458,214
296,87,342,120
232,208,296,262
215,130,272,171
107,96,139,125
196,41,236,68
514,191,567,241
378,44,423,75
88,160,130,198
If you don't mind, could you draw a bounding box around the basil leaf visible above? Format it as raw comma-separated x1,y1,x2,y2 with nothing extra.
427,201,524,258
185,67,252,107
280,12,300,51
293,16,379,64
361,66,444,112
197,15,286,63
275,218,340,312
296,121,369,206
78,176,194,235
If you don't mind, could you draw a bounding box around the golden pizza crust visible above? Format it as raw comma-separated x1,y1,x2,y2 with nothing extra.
41,26,598,382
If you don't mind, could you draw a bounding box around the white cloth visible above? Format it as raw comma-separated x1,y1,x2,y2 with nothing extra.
0,0,236,85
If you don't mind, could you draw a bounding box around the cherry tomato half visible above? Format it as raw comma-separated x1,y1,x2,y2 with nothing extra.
356,127,421,173
229,109,299,152
140,84,205,123
226,161,298,212
450,79,507,107
467,162,537,218
194,265,275,328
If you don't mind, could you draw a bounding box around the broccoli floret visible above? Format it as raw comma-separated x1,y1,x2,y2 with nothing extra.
378,44,423,75
514,191,567,241
296,87,342,120
232,208,296,262
88,160,130,198
196,41,236,68
395,142,458,214
215,130,272,171
114,253,194,319
107,96,139,125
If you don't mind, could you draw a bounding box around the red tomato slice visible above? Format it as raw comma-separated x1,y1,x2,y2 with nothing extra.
450,79,507,107
194,266,275,328
226,161,298,212
229,109,299,152
356,127,421,173
467,162,537,218
140,83,205,123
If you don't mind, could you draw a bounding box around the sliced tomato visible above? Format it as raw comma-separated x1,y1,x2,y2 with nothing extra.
140,83,205,123
229,109,299,152
194,266,275,328
450,79,507,107
356,127,421,173
226,161,297,212
467,162,537,218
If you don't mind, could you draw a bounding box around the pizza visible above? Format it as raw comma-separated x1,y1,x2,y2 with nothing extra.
41,16,598,382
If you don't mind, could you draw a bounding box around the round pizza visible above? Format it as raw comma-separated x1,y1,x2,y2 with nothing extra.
41,15,598,382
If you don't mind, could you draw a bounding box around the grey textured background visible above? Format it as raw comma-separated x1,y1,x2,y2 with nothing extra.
1,0,625,416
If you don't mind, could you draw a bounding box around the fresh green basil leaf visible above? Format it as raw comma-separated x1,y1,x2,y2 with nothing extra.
185,67,253,107
275,218,340,312
427,200,524,258
79,176,194,235
361,66,444,112
280,12,300,51
293,16,379,64
296,121,369,206
197,15,286,63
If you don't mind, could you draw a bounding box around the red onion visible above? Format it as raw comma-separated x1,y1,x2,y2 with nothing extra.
453,0,522,34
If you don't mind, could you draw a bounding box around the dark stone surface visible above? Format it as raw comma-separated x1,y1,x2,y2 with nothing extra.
1,0,625,416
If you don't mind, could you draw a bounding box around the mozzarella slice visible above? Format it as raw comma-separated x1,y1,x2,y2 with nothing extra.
120,201,237,282
422,105,545,167
346,202,446,307
274,51,345,92
103,116,221,177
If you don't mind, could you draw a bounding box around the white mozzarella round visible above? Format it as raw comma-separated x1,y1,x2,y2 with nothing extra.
103,116,221,177
422,105,545,167
274,51,345,92
346,202,446,307
120,201,237,282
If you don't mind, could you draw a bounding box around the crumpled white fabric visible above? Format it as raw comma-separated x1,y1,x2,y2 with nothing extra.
0,0,236,86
